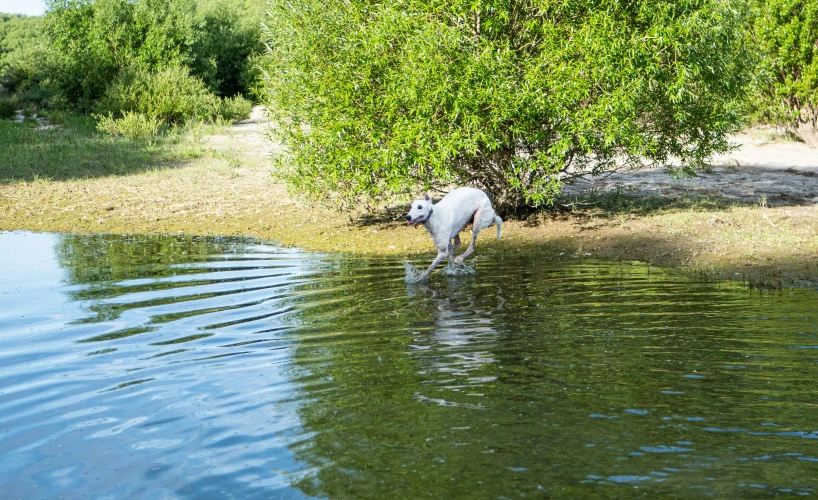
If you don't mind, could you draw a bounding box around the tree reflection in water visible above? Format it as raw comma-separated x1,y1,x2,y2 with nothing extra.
285,256,818,498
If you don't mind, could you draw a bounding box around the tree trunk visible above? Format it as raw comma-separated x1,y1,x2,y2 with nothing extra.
790,106,818,149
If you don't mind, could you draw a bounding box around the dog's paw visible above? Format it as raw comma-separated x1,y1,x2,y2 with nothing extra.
405,274,428,284
403,263,429,283
444,260,476,276
403,262,424,282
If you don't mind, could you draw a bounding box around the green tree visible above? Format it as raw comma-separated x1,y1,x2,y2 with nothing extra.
42,0,261,111
260,0,753,210
0,14,45,96
189,2,263,97
750,0,818,147
44,0,204,110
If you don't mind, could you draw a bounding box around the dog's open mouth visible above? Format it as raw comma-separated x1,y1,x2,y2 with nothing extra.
407,216,425,226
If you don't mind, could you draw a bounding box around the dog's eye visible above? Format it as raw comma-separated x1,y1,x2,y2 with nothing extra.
417,205,422,209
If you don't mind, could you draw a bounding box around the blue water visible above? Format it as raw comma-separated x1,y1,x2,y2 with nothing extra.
2,230,818,498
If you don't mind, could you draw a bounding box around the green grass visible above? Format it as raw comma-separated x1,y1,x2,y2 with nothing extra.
0,114,213,183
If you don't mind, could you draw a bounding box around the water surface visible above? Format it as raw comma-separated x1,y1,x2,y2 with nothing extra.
2,231,818,498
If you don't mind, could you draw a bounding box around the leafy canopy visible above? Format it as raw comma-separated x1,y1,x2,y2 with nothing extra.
261,0,752,209
44,0,205,109
43,0,261,110
0,14,44,95
750,0,818,146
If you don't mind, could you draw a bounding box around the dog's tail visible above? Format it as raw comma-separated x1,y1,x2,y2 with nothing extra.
494,216,503,240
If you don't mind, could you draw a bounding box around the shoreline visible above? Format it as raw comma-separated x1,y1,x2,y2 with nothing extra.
2,113,817,288
3,192,817,289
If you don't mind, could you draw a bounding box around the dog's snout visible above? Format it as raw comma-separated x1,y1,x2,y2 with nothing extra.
405,214,412,220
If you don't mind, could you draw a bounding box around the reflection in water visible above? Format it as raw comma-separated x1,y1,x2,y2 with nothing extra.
287,256,818,498
407,278,499,395
1,231,818,498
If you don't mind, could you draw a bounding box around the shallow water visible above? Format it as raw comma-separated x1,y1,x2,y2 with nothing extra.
2,231,818,498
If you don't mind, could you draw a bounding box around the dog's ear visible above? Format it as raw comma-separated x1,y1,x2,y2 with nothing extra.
424,193,430,201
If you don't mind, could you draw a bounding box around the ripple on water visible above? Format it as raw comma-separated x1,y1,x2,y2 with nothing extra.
1,231,818,498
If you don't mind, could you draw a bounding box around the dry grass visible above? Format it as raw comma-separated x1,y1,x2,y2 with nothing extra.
2,112,817,288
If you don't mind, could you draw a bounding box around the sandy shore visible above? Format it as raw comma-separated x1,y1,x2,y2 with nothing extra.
2,110,817,287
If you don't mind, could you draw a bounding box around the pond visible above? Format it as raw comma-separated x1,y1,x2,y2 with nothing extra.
1,230,818,498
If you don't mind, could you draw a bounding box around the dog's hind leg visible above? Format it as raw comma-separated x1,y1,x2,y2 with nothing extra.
448,235,461,266
455,206,495,265
454,229,480,265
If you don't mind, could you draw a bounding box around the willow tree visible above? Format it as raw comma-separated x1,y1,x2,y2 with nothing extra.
751,0,818,147
261,0,752,210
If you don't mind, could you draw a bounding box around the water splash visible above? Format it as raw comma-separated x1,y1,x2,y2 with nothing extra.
403,261,425,283
444,260,476,276
403,260,476,282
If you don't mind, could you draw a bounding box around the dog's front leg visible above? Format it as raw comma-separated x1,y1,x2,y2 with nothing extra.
414,249,448,282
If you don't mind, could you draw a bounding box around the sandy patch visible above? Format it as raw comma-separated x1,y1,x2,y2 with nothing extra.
563,133,818,206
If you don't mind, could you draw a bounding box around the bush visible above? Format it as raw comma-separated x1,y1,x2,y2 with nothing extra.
750,0,818,147
97,65,219,123
96,111,162,140
0,14,45,94
261,0,753,209
190,3,263,97
217,95,252,121
42,0,263,111
0,97,16,120
13,82,52,112
44,0,203,111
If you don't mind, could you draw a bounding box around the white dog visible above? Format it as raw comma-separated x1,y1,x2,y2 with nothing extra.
405,187,502,281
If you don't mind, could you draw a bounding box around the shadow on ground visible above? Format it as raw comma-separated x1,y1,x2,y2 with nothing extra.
0,118,200,183
481,227,818,290
353,191,751,229
352,204,409,227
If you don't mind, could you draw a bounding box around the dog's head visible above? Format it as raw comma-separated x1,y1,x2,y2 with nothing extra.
405,193,433,226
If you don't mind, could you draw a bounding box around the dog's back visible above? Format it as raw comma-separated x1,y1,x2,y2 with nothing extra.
435,187,494,236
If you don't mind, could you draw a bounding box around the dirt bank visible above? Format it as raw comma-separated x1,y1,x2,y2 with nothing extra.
1,111,817,287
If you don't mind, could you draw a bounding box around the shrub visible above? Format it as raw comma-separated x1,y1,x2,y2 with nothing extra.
750,0,818,147
44,0,202,111
217,95,252,122
42,0,263,111
261,0,753,209
190,3,263,97
13,82,53,112
0,14,45,94
44,109,71,125
96,111,162,140
0,97,16,120
97,65,219,123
